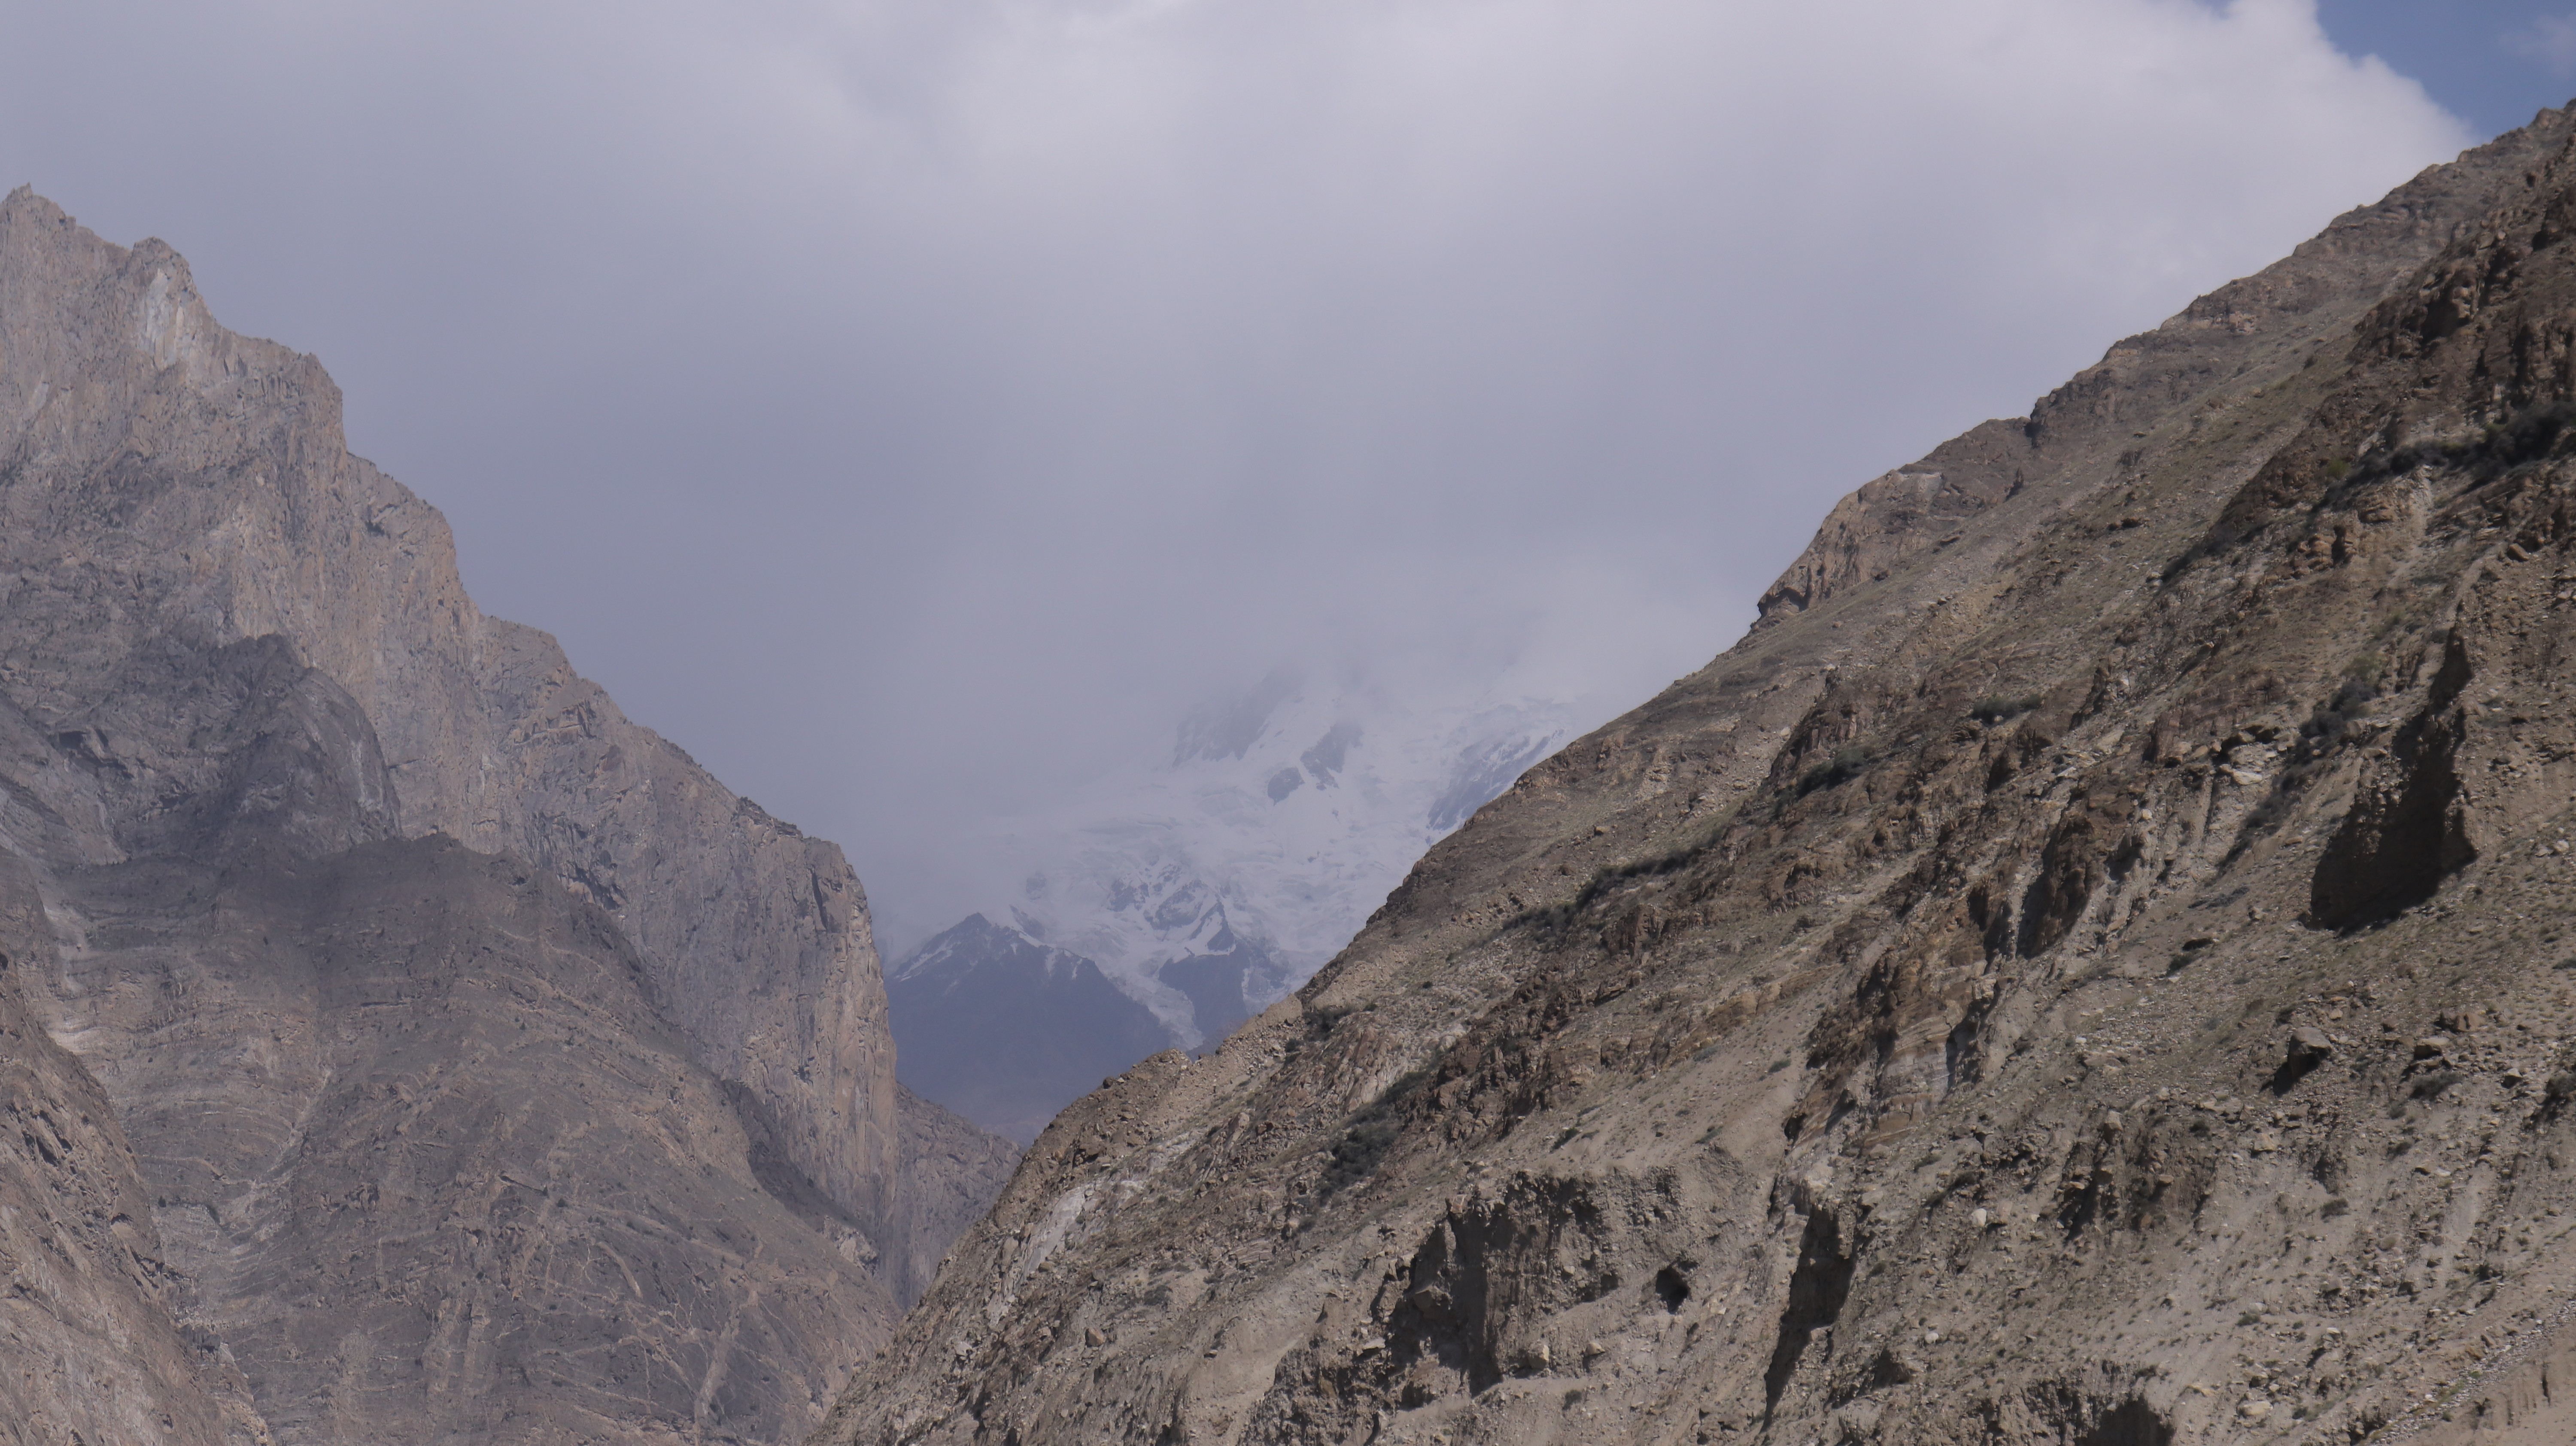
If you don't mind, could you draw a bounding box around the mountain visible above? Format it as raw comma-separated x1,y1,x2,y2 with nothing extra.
991,676,1577,1027
887,914,1174,1144
820,109,2576,1446
887,676,1576,1137
0,189,1011,1443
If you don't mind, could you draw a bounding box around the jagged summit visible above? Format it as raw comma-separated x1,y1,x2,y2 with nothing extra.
821,106,2576,1446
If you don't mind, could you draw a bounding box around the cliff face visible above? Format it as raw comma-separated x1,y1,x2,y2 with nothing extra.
0,850,269,1446
0,188,895,1233
822,110,2576,1446
0,191,1012,1443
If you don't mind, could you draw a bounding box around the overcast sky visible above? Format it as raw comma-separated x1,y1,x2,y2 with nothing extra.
0,0,2545,945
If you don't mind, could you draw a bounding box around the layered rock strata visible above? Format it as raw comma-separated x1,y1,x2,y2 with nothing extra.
0,852,268,1446
822,109,2576,1446
0,190,1013,1443
0,187,897,1234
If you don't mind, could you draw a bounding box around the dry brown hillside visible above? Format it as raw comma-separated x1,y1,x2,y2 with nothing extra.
819,106,2576,1446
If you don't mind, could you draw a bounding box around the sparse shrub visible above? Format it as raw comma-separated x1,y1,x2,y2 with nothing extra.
1318,1069,1430,1193
1797,745,1873,796
2322,1197,2350,1219
1969,694,2043,724
1653,1264,1693,1312
2411,1070,2462,1101
1766,1057,1791,1074
2546,1072,2576,1104
1324,1118,1400,1186
2490,400,2576,465
1307,1002,1360,1033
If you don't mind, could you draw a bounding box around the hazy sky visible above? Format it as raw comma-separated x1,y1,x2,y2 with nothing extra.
0,1,2534,945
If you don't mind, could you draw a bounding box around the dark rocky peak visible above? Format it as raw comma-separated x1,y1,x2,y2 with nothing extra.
888,913,1174,1145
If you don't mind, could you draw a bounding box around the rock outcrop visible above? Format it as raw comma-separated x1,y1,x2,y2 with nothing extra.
0,190,1014,1443
820,107,2576,1446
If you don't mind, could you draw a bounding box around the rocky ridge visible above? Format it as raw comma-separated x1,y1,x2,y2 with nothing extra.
820,109,2576,1446
0,191,1013,1443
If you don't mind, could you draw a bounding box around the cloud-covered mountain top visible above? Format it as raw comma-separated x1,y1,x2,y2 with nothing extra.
975,671,1583,1039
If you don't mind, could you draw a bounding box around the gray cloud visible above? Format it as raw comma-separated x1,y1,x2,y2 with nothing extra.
0,0,2469,942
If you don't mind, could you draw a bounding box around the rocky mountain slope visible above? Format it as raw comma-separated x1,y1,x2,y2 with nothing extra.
819,108,2576,1446
0,190,1012,1443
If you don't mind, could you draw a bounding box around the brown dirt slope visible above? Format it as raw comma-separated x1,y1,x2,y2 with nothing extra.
819,107,2576,1446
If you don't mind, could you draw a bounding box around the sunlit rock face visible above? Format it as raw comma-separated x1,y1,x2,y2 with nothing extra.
0,188,1011,1443
823,111,2576,1446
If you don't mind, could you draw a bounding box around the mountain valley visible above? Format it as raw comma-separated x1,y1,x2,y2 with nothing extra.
18,86,2576,1446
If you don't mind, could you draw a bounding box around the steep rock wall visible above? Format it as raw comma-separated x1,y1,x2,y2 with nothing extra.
0,188,902,1251
0,191,1021,1442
